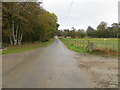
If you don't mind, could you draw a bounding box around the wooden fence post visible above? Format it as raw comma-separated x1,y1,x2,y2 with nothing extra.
75,40,77,46
88,40,90,52
80,40,81,47
74,40,76,45
83,40,84,49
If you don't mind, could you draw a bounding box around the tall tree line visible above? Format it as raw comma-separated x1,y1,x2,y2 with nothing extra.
58,21,120,38
86,22,120,38
2,2,59,45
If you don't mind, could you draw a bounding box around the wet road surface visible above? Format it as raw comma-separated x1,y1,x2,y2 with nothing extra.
3,37,92,88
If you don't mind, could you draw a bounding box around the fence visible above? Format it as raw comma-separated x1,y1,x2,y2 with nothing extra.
62,39,118,52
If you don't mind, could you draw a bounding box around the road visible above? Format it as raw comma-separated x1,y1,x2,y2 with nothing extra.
3,37,93,88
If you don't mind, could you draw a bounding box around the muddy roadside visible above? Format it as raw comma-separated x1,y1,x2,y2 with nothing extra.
74,53,118,88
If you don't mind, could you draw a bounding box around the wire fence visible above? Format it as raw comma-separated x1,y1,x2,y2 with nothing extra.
62,39,118,52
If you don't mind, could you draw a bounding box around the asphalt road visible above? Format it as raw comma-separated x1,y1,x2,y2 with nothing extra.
3,37,92,88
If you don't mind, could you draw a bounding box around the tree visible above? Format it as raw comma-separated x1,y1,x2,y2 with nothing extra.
2,2,59,45
111,23,119,38
97,21,107,38
86,26,94,37
78,29,86,38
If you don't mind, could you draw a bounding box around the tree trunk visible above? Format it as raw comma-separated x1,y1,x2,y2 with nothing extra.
16,25,19,43
11,21,23,46
12,21,17,45
18,32,23,45
10,37,13,45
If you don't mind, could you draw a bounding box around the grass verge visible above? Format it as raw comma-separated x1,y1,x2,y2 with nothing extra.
1,38,55,54
60,39,88,53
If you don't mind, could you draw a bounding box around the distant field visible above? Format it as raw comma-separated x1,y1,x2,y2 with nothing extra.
60,38,119,52
62,38,118,44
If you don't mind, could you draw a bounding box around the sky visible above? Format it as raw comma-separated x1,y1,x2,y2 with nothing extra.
43,0,119,30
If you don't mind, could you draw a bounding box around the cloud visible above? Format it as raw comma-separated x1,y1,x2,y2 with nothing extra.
44,0,119,30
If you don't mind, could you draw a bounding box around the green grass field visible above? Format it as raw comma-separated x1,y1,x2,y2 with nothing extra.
60,38,118,51
60,38,119,56
0,39,55,54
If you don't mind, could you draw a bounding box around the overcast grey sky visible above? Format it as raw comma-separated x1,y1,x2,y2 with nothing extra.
43,0,119,30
